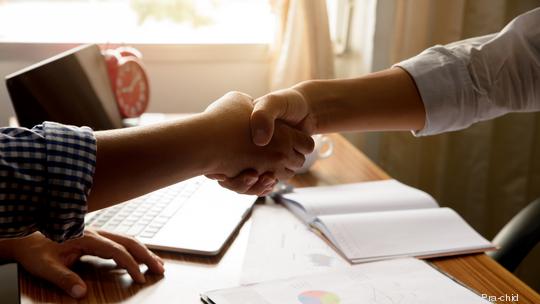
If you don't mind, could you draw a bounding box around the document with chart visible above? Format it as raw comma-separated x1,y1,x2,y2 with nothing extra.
202,258,490,304
277,179,495,263
240,204,351,284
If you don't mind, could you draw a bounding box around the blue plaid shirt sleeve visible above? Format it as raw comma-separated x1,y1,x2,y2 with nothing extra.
0,121,96,242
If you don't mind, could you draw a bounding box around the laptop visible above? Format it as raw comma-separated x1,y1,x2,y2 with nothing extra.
0,263,19,304
5,44,256,255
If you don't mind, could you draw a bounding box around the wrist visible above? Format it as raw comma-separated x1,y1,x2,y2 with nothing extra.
293,80,338,134
175,113,221,175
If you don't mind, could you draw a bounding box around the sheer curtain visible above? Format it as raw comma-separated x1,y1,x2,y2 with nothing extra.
362,0,540,290
268,0,334,90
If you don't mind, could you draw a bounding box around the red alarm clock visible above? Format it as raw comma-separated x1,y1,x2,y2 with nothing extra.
102,47,150,118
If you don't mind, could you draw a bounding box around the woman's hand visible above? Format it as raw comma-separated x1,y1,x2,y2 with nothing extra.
0,229,164,299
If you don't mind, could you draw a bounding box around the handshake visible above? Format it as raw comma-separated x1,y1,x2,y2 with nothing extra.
201,87,317,196
92,68,422,208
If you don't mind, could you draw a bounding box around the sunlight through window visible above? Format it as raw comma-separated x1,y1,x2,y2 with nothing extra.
0,0,275,44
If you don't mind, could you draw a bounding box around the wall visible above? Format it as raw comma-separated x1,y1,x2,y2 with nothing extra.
0,43,271,125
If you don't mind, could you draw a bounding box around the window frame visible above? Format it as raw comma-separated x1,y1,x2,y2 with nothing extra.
0,42,270,64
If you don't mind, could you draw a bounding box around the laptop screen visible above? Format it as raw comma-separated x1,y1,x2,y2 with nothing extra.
5,44,124,130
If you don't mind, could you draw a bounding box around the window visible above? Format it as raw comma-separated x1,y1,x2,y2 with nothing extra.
326,0,355,55
0,0,275,44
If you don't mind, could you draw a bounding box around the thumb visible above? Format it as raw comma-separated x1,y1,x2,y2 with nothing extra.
251,93,290,146
251,108,276,146
251,89,309,146
42,263,87,298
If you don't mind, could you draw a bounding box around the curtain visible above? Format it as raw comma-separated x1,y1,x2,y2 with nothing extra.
268,0,334,90
366,0,540,290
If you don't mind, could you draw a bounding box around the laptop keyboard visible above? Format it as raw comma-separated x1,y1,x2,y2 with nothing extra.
86,179,204,238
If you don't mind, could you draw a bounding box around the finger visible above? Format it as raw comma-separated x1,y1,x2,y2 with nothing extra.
286,150,306,171
79,234,146,283
292,129,315,155
218,170,259,194
205,174,227,181
97,230,165,275
32,261,87,298
242,173,276,196
275,168,295,181
260,182,277,197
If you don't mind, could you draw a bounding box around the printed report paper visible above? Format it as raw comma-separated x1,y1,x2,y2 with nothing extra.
203,258,490,304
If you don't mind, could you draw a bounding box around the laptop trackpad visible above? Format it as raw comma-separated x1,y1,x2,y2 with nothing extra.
143,180,255,255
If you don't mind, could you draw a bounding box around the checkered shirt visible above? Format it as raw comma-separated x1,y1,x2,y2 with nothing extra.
0,121,96,242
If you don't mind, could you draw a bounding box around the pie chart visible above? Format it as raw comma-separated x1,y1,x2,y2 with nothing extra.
298,290,340,304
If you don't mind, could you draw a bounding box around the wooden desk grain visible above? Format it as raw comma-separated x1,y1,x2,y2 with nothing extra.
20,134,540,303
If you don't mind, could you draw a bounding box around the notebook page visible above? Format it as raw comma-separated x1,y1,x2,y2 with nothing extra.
281,179,438,220
204,258,491,304
314,207,494,263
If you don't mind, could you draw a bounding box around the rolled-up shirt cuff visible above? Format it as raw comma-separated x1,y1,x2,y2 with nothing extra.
393,46,475,136
39,122,96,242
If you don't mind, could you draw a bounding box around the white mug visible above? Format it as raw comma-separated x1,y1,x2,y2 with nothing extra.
296,135,334,174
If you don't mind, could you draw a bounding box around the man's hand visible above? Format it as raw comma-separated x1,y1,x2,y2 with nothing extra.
203,91,314,190
0,229,164,298
210,87,317,195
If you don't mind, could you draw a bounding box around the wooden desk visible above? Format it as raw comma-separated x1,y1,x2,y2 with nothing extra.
20,134,540,303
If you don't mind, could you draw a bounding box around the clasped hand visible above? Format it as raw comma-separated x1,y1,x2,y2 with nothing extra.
203,91,314,196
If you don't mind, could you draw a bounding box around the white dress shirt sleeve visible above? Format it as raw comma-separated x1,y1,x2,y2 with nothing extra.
394,8,540,136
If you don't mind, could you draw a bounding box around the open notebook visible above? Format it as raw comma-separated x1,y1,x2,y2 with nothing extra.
276,179,495,263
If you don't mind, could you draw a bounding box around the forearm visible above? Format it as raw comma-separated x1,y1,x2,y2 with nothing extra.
297,67,425,134
394,9,540,136
88,113,217,212
0,237,20,260
0,241,12,260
